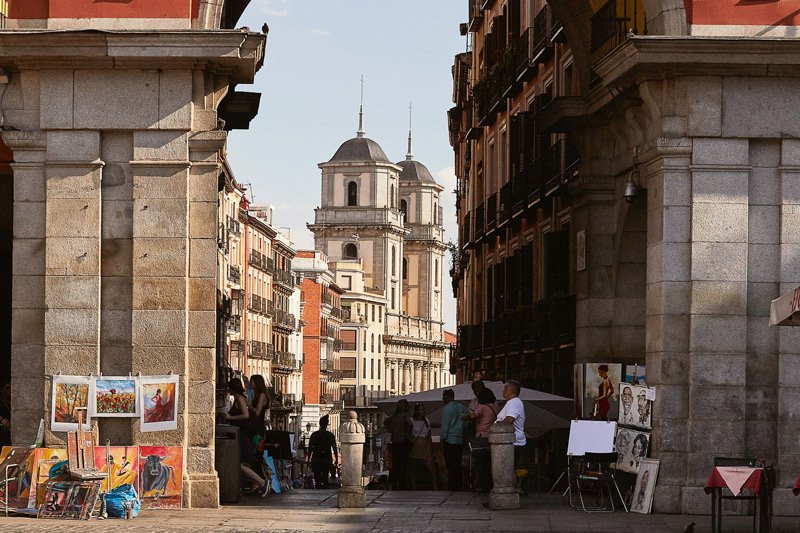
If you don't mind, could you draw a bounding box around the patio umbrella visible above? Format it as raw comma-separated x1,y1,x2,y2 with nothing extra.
375,381,573,439
769,286,800,326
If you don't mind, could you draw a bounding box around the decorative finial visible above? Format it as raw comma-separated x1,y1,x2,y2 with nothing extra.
357,75,365,138
406,101,413,160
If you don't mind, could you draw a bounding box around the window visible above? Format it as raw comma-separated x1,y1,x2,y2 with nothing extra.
378,335,381,353
363,358,366,378
371,305,375,322
402,257,408,280
363,331,367,351
371,359,374,379
433,202,438,224
378,307,382,323
378,361,381,379
390,184,395,208
435,259,439,287
371,333,375,352
400,199,408,219
391,368,395,389
344,243,358,259
347,181,358,206
391,288,396,309
391,246,396,276
341,275,352,290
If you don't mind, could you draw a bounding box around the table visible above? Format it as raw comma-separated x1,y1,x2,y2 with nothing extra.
704,466,772,533
793,473,800,496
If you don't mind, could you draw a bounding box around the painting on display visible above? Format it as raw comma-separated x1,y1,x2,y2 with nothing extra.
630,459,660,514
92,377,139,417
617,384,653,430
138,445,183,509
19,448,69,509
93,446,139,493
140,375,179,432
624,364,646,385
0,447,31,507
583,363,622,420
51,375,92,432
615,427,650,474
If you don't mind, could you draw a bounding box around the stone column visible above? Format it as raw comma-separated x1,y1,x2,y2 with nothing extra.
413,362,421,392
421,363,429,390
403,361,411,394
489,421,519,510
338,410,366,508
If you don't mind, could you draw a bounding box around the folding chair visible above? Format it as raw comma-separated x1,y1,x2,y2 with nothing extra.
569,452,628,513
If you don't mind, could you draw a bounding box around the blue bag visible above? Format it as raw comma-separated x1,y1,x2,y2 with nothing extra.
105,483,141,518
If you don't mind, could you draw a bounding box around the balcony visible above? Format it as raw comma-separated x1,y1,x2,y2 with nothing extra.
591,0,638,63
227,265,241,285
474,202,485,240
274,309,297,331
248,294,264,314
408,224,445,242
462,211,472,249
468,0,484,32
248,340,270,360
265,299,275,317
225,315,241,333
486,193,497,234
227,216,240,237
499,182,512,226
274,269,294,289
532,5,554,65
333,339,343,352
272,350,297,371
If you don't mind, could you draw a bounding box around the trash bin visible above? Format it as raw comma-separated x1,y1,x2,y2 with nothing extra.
215,423,241,503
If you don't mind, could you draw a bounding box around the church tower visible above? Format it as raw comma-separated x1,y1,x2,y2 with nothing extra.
308,108,405,314
396,129,446,335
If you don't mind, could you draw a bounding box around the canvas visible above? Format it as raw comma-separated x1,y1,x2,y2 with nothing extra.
624,364,646,385
92,377,140,417
140,375,179,432
138,445,183,509
583,363,622,420
63,481,100,520
0,447,31,507
27,448,69,509
51,375,92,432
37,481,72,518
615,427,650,474
631,458,659,514
622,384,653,430
93,446,139,493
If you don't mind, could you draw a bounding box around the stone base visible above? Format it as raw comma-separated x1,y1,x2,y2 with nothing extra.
338,487,366,508
186,473,220,509
489,487,520,510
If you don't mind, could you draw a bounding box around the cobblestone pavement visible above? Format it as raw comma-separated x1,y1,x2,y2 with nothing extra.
1,490,797,532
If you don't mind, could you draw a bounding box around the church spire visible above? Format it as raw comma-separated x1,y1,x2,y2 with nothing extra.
357,75,365,138
406,101,413,160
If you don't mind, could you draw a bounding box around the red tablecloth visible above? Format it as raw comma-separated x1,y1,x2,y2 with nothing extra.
793,473,800,496
704,467,763,495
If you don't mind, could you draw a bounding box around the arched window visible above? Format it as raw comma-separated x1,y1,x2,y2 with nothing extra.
371,333,375,352
400,199,408,219
402,257,408,280
390,184,395,208
378,335,382,353
391,246,396,276
344,243,358,259
347,181,358,206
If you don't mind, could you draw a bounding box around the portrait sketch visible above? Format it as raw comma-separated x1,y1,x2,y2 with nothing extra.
583,363,622,420
631,459,660,514
615,427,650,474
629,384,652,430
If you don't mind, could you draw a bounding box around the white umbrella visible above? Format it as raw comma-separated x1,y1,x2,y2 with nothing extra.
769,286,800,326
375,381,573,438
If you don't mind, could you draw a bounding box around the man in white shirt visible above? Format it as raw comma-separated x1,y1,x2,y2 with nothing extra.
496,379,526,469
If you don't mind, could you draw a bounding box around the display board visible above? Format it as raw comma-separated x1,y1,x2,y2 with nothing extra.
567,420,617,456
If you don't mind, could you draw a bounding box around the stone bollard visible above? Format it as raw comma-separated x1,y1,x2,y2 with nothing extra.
338,410,366,508
489,421,520,510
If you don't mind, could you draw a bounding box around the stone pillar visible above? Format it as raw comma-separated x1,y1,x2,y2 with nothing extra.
338,410,366,508
413,362,421,392
404,361,411,394
489,421,519,510
421,363,429,390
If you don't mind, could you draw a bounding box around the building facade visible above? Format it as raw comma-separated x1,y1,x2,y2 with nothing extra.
451,0,800,514
1,0,264,507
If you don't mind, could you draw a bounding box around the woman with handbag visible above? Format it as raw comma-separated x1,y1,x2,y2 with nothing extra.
468,388,499,491
408,403,438,490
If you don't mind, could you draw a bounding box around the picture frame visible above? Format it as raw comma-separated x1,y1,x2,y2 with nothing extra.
615,427,650,474
583,363,622,420
618,384,652,430
630,458,659,514
138,445,183,510
51,375,92,432
91,377,140,418
62,481,100,520
140,375,179,432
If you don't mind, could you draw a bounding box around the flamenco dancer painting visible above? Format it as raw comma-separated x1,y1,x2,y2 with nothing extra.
140,376,179,432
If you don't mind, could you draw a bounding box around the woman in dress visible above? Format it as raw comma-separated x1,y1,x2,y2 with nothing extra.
407,403,438,490
224,378,268,496
249,375,269,439
468,388,499,491
593,364,614,420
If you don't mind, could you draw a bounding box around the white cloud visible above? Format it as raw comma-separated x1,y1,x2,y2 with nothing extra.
436,166,457,192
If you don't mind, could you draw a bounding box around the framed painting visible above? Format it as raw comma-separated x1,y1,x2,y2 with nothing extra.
63,481,100,520
138,445,183,509
583,363,622,420
91,377,139,418
140,375,179,432
625,384,653,430
0,447,31,507
93,446,139,493
37,481,72,518
631,458,660,514
615,427,650,474
51,375,92,432
624,363,646,386
27,448,69,509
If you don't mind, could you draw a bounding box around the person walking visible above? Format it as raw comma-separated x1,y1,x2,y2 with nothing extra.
440,389,466,491
384,399,411,490
497,379,526,468
408,403,438,490
307,415,338,489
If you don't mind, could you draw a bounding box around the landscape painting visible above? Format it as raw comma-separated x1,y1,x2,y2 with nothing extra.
140,375,179,432
93,446,139,493
92,377,139,417
51,375,92,432
138,445,183,510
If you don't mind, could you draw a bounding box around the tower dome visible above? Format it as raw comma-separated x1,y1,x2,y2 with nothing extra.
328,136,390,163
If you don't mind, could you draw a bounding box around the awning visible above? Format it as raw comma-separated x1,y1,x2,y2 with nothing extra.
769,286,800,326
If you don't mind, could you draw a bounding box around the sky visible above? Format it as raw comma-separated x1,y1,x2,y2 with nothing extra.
228,0,466,332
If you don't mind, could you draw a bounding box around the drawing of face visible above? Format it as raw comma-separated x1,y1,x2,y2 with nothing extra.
616,432,631,455
637,391,649,419
632,434,647,458
622,387,633,413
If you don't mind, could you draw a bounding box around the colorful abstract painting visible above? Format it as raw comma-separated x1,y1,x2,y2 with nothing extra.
93,446,139,493
25,447,69,509
92,377,139,417
140,375,179,432
51,375,92,432
138,445,183,509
